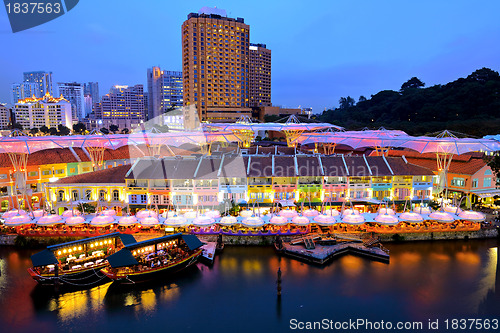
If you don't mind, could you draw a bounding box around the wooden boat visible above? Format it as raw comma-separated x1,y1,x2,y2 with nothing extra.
101,233,203,284
28,232,137,287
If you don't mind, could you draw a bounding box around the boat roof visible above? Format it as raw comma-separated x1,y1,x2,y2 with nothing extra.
45,232,136,250
31,233,137,267
122,233,202,251
106,234,203,268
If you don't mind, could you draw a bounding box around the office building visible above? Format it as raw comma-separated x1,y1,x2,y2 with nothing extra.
14,94,72,129
57,82,85,121
11,82,38,103
147,67,183,121
0,104,12,130
93,84,145,129
84,82,100,103
249,43,271,107
182,8,252,122
23,71,53,97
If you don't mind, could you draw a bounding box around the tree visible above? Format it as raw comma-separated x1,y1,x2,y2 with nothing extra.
467,67,500,83
73,122,86,134
401,77,425,91
29,127,39,135
487,154,500,187
358,95,367,103
57,124,71,136
49,127,58,135
121,127,129,134
39,125,49,135
76,202,96,214
109,124,119,133
13,122,23,130
100,127,109,134
338,96,356,109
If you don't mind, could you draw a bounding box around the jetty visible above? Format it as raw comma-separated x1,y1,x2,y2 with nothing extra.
278,234,390,264
200,242,217,265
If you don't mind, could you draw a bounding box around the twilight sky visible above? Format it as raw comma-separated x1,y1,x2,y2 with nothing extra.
1,0,499,113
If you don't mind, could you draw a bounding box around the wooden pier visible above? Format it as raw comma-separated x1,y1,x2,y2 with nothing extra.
200,242,217,265
279,234,390,265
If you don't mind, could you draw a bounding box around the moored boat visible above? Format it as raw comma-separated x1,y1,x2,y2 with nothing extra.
28,232,137,287
101,233,203,284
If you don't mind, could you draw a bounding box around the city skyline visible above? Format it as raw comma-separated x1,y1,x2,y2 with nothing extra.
1,1,500,113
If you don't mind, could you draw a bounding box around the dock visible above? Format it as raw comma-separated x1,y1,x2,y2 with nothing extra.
280,235,390,264
200,242,217,265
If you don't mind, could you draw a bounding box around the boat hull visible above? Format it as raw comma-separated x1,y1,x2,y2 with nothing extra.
27,264,109,287
102,250,202,285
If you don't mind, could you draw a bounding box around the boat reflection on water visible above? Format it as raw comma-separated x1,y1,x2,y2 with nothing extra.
30,264,203,320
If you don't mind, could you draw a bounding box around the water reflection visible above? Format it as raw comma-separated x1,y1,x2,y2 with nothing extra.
0,241,499,332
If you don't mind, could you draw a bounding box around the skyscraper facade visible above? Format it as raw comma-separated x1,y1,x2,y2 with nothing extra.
11,82,38,103
84,82,100,104
57,82,85,121
182,8,252,122
93,85,145,129
147,67,183,121
23,71,53,97
249,43,271,107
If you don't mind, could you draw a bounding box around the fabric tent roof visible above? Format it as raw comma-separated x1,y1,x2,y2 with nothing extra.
106,249,139,268
31,249,58,267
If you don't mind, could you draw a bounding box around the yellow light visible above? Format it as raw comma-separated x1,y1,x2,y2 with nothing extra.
58,251,61,255
78,246,82,251
63,249,67,253
73,247,76,251
100,242,103,246
90,244,94,248
69,249,72,253
133,251,136,255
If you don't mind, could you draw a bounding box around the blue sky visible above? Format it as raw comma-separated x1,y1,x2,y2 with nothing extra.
1,0,499,113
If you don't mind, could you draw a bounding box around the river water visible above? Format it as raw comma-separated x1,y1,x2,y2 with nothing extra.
0,239,499,333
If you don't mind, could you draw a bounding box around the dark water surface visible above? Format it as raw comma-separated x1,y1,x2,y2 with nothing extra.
0,239,499,333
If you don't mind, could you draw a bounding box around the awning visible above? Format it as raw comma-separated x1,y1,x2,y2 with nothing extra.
106,249,139,268
31,249,58,267
277,200,295,207
181,234,203,250
119,234,137,246
470,189,500,198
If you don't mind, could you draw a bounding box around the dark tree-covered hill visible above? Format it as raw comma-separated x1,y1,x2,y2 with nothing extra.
318,68,500,136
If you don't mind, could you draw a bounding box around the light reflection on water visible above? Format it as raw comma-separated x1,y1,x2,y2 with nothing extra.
0,240,498,333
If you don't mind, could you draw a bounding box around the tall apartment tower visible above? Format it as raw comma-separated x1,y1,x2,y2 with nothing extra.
84,82,100,103
182,8,252,122
249,43,271,107
23,71,53,97
57,82,85,121
148,67,183,121
93,85,145,129
11,82,38,103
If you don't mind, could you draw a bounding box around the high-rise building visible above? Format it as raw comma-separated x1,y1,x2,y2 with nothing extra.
11,82,38,103
147,67,183,121
182,8,252,122
14,94,72,129
84,94,93,118
0,104,12,130
84,82,100,104
57,82,85,121
249,43,271,107
23,71,53,97
93,85,145,129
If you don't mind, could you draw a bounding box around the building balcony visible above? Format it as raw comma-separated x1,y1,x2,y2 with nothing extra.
272,184,297,191
413,181,433,189
219,185,247,193
348,183,371,189
372,183,393,190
